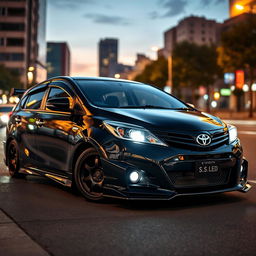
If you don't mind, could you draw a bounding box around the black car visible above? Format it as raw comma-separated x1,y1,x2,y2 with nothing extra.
4,77,251,201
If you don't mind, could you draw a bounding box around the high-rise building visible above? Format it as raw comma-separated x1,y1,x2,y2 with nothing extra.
98,38,118,77
0,0,47,87
229,0,256,17
163,16,221,57
46,42,70,79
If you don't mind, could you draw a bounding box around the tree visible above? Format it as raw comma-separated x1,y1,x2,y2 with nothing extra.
218,14,256,117
134,56,168,90
0,65,23,93
172,42,221,110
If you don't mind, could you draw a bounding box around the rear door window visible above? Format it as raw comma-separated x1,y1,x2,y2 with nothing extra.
24,90,46,110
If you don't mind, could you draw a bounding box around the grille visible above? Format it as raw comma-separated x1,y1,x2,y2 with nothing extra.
167,168,231,188
152,129,229,150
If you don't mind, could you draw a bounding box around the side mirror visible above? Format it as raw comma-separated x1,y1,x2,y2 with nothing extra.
46,97,70,112
187,103,195,108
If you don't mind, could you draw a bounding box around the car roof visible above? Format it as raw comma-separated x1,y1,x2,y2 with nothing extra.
24,76,144,95
51,76,143,85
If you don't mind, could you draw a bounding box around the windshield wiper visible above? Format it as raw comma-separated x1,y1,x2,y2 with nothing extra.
119,105,172,109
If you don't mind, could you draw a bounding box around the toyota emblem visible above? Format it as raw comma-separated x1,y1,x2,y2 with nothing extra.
196,134,211,146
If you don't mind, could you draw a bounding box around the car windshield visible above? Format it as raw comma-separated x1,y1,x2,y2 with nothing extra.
76,80,189,109
0,106,13,112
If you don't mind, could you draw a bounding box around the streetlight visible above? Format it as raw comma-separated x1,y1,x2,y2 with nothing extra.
235,4,244,10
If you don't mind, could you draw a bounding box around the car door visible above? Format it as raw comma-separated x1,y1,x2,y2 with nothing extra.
13,84,48,169
34,81,76,176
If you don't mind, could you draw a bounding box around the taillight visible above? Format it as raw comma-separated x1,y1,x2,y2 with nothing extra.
8,111,13,118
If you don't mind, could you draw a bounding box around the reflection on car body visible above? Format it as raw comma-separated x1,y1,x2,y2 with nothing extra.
4,77,251,201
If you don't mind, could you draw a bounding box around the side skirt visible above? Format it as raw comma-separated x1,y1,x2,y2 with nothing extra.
20,167,72,187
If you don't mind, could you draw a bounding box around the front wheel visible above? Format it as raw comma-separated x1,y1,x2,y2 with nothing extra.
74,148,104,201
7,140,24,178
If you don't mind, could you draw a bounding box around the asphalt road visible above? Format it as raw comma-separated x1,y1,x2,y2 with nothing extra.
0,121,256,256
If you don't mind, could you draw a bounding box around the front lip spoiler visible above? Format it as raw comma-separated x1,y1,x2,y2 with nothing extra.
104,183,252,201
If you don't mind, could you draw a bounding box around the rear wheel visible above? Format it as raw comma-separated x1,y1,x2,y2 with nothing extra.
74,148,104,201
7,140,24,178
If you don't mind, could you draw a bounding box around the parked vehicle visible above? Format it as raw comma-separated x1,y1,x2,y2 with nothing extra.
0,104,15,127
4,77,251,201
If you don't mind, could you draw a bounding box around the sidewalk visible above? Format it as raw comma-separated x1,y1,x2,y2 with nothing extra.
0,210,50,256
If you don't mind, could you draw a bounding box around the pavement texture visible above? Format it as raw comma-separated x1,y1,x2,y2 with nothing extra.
0,210,49,256
0,120,256,256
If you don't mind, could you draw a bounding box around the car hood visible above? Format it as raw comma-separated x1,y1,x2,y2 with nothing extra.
95,108,226,131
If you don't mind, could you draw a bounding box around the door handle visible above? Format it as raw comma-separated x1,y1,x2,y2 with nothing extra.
35,120,45,126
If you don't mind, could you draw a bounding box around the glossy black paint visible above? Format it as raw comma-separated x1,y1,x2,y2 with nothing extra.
4,76,251,200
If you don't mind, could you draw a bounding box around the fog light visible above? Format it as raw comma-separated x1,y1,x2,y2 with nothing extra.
129,171,140,183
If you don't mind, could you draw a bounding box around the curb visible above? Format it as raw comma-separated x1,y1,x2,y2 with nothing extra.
0,210,50,256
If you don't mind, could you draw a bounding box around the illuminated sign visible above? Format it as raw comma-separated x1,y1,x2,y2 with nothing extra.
220,88,231,96
235,70,244,89
224,73,235,84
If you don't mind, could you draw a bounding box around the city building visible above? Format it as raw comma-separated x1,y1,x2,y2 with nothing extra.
124,54,151,80
163,16,221,57
0,0,47,87
47,42,70,79
229,0,256,17
98,38,118,77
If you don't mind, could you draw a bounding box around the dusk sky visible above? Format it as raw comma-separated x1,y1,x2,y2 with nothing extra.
46,0,229,77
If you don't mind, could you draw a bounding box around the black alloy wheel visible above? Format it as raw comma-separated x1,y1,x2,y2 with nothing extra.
7,140,23,178
74,148,104,201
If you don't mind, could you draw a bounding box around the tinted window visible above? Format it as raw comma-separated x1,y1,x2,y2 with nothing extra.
6,38,24,46
0,52,24,61
25,90,45,110
76,80,188,109
46,87,72,112
0,22,25,31
48,87,70,99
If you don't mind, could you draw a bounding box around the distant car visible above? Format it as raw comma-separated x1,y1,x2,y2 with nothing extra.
3,77,251,201
0,104,15,127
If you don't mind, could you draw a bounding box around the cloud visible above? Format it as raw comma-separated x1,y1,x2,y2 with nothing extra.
84,14,131,25
201,0,225,6
149,0,187,19
49,0,93,9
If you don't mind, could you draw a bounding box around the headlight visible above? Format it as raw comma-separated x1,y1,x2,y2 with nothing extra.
228,125,238,143
0,114,9,123
103,121,167,146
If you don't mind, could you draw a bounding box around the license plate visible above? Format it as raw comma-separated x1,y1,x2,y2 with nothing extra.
195,161,219,176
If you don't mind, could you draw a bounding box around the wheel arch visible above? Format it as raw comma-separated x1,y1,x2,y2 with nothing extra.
70,140,107,174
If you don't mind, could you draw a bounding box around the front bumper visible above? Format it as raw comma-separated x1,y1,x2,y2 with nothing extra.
100,138,252,200
103,183,252,200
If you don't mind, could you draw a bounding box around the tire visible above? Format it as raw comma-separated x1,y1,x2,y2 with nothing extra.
73,148,104,201
7,140,24,178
